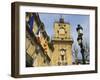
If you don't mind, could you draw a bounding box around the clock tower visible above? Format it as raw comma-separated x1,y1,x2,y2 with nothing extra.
51,17,73,66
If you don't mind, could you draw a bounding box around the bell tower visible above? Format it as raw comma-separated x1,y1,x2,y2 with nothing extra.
51,17,73,66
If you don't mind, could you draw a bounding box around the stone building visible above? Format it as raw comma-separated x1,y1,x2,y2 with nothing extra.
51,17,73,66
26,13,54,67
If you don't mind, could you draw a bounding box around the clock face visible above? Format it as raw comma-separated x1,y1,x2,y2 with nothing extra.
58,28,65,35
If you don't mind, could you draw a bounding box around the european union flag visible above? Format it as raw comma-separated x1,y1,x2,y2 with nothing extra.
29,15,34,33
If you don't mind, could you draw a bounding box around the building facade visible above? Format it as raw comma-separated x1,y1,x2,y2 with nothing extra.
26,13,54,67
51,18,73,66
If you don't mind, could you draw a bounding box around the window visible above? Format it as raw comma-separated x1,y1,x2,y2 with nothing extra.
61,55,64,61
58,48,67,65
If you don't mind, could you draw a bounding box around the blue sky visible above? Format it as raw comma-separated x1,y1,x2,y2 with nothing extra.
39,13,90,60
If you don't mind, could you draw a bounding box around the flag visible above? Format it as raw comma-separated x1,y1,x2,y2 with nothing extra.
29,15,34,33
